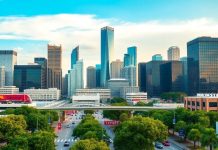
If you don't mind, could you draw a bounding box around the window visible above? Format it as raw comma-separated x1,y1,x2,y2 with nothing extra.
188,101,190,105
197,102,200,106
192,101,195,106
209,102,217,107
203,102,206,107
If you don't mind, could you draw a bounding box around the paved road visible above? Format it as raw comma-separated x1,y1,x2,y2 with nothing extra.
55,111,83,150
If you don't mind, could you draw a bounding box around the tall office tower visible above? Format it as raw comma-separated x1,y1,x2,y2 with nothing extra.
187,37,218,95
111,59,123,78
160,61,184,92
14,64,46,92
138,63,146,92
87,66,96,88
146,60,168,97
0,66,5,87
124,54,130,67
121,65,136,86
47,44,62,90
68,60,84,97
127,46,137,66
34,57,47,88
62,74,68,96
0,50,17,86
71,46,79,69
168,46,180,60
101,26,114,87
96,64,101,88
180,57,188,93
152,54,163,61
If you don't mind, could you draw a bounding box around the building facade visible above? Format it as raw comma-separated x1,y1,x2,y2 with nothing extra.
138,63,146,92
0,50,17,86
87,66,96,88
168,46,180,60
95,64,101,88
47,44,62,90
101,26,114,87
110,59,123,78
34,57,47,88
180,57,188,93
24,88,61,101
0,66,5,88
14,65,46,92
187,37,218,95
126,92,148,105
184,93,218,112
0,86,19,94
120,86,139,99
107,79,129,97
71,46,79,69
72,94,100,107
121,65,136,86
127,46,137,66
124,54,130,67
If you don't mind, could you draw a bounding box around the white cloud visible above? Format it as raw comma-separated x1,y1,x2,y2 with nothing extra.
0,14,218,84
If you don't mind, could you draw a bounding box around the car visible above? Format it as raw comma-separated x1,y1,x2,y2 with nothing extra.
162,140,170,146
66,124,71,128
72,122,75,124
155,142,163,149
109,138,113,143
64,141,70,147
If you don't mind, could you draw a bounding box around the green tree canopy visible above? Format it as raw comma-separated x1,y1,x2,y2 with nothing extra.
70,139,109,150
114,116,168,150
200,128,218,150
188,129,201,149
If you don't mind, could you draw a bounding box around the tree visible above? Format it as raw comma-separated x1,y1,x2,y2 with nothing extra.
28,131,55,150
119,113,129,122
200,128,217,150
160,92,187,102
114,116,168,150
110,97,126,104
188,129,201,149
70,139,109,150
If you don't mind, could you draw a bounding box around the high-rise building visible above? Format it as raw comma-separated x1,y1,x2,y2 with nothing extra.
110,59,123,78
160,61,184,92
0,66,5,87
138,63,146,92
34,57,47,88
68,60,84,97
152,54,163,61
180,57,188,93
107,79,129,97
127,46,137,66
101,26,114,87
124,54,130,67
168,46,180,60
14,64,46,92
87,66,96,88
71,46,79,69
96,64,101,88
187,37,218,95
121,65,136,86
47,44,62,90
0,50,17,86
62,74,68,96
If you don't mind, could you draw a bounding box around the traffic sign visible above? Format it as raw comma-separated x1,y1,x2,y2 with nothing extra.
179,129,185,137
104,120,119,126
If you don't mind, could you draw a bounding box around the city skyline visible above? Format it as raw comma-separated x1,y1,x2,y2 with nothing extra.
0,1,218,77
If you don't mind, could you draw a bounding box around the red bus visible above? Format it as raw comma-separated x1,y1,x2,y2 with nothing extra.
0,94,32,104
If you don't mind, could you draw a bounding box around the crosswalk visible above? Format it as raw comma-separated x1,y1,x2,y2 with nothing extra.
55,138,75,143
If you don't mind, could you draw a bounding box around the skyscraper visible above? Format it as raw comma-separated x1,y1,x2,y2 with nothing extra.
121,65,136,86
110,59,123,78
14,64,45,92
180,57,188,93
0,50,17,86
34,57,47,88
127,46,137,66
168,46,180,60
101,26,114,87
124,54,130,67
47,44,62,90
96,64,101,88
87,66,96,88
0,66,5,87
68,60,84,97
187,37,218,95
152,54,162,61
71,46,79,69
138,63,146,92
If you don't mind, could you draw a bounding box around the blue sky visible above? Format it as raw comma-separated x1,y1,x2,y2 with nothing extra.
0,0,218,76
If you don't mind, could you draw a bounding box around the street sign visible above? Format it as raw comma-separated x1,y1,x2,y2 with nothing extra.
179,129,185,137
104,120,119,126
173,118,176,125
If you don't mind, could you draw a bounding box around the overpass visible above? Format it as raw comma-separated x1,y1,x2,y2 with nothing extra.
37,105,179,111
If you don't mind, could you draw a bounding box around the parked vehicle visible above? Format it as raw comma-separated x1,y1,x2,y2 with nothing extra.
162,140,170,146
155,142,163,149
64,141,70,147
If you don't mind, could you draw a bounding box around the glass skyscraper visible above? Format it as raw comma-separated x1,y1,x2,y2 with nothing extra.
127,46,137,66
71,46,79,69
187,37,218,95
100,26,114,87
152,54,163,61
96,64,101,88
124,54,130,67
34,57,47,88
